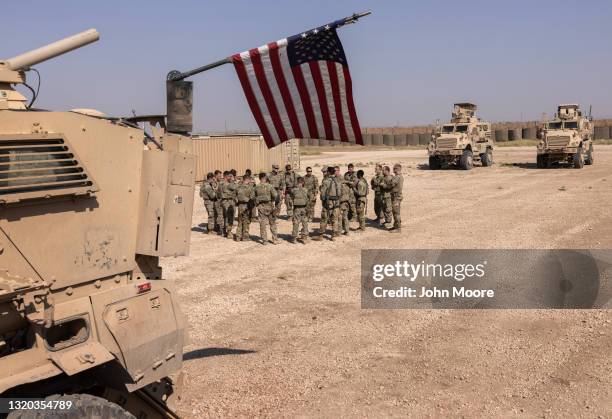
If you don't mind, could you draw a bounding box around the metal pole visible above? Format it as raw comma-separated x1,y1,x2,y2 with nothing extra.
166,10,372,81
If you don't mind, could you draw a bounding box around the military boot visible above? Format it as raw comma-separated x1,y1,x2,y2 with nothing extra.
312,233,323,241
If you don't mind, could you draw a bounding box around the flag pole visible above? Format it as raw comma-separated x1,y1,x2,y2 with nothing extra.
167,10,372,81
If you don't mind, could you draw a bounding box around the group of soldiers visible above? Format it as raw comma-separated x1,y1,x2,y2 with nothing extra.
199,162,403,245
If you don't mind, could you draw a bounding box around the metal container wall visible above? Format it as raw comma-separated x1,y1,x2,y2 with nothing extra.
192,135,298,182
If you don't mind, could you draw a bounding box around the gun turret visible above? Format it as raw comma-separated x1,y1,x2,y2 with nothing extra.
0,29,99,109
4,29,99,71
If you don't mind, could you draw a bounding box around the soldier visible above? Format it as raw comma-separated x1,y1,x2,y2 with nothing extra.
199,172,217,234
381,166,394,229
290,177,311,243
245,168,257,221
283,164,298,217
215,171,227,235
384,163,404,233
234,175,255,241
218,171,237,238
268,164,284,217
343,163,357,221
339,179,352,235
303,166,319,222
254,173,279,245
314,166,342,241
355,169,369,231
318,166,329,228
370,164,384,226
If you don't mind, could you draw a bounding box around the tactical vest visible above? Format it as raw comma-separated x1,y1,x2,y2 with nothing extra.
356,178,368,197
284,171,297,189
236,184,252,203
255,184,273,204
292,187,309,206
303,174,318,192
221,182,237,200
323,177,341,200
340,182,352,203
269,173,282,190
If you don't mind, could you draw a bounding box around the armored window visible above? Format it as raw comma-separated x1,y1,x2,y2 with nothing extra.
456,125,469,133
564,122,578,129
0,134,98,205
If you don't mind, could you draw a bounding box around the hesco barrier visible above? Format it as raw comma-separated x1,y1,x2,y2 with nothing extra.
373,133,384,145
508,129,522,141
395,134,407,146
192,135,299,182
522,127,537,139
408,133,420,145
494,129,508,142
594,126,611,140
309,138,320,146
383,134,394,146
362,133,373,145
418,133,430,145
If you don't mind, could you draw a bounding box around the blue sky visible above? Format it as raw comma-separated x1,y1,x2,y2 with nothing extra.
4,0,611,132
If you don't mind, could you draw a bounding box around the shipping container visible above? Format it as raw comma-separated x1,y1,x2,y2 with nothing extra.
191,135,300,182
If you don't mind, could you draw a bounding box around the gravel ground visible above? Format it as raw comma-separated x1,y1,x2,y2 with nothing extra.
164,145,612,418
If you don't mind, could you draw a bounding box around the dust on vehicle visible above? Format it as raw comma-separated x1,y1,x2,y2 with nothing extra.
537,104,594,168
0,30,195,418
428,103,494,170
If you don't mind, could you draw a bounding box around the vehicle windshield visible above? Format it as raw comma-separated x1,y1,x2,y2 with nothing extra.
455,125,469,133
547,121,562,129
442,125,454,133
564,121,578,129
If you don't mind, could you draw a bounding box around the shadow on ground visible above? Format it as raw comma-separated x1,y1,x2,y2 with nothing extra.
184,347,256,361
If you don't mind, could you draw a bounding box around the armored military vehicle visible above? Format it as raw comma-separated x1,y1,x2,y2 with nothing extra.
428,103,494,170
537,104,594,168
1,30,195,418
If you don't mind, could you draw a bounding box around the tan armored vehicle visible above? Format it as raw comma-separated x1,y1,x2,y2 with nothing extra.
1,30,196,417
537,104,594,168
428,103,494,170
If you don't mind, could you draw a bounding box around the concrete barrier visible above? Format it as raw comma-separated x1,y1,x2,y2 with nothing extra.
362,133,373,146
508,129,522,141
373,134,384,145
594,126,610,140
419,133,431,145
522,127,537,140
408,133,419,145
494,129,508,142
383,134,394,146
394,134,407,146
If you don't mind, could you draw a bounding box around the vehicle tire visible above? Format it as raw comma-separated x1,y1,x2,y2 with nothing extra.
7,394,135,419
536,154,546,169
573,147,584,169
480,149,493,167
429,156,441,170
459,149,473,170
585,144,594,165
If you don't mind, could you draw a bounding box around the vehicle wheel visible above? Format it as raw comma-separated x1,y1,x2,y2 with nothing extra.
585,144,594,165
459,149,473,170
573,147,584,169
480,149,493,167
7,394,135,419
536,154,546,169
429,156,441,170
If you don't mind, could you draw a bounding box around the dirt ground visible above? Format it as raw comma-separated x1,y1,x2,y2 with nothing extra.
165,146,612,418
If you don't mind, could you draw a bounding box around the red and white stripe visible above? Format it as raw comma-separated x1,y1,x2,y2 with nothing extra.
232,38,362,148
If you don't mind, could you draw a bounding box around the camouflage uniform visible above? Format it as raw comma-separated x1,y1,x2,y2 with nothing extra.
339,181,352,235
235,183,255,241
268,170,284,217
218,179,237,237
371,171,384,223
254,182,278,244
290,185,311,241
303,173,319,222
317,175,341,239
385,172,404,230
355,177,369,230
343,171,357,221
283,170,298,217
381,173,393,226
318,169,328,226
199,180,217,233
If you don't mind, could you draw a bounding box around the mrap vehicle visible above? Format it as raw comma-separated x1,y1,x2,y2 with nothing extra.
0,29,195,418
428,103,494,170
537,104,594,168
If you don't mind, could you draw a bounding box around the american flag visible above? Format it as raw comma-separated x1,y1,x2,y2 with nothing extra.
231,22,363,148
